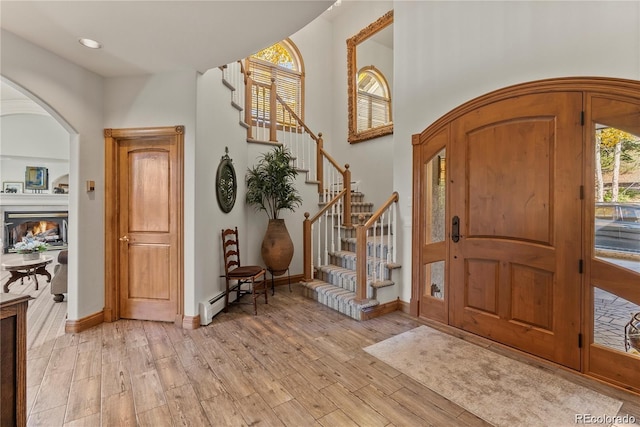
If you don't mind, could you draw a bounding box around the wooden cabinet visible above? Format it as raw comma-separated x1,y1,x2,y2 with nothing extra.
1,293,29,427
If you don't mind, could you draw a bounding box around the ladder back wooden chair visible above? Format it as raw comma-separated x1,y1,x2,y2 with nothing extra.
221,227,267,315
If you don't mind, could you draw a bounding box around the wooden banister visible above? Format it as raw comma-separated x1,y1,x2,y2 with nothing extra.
275,93,318,140
364,191,399,227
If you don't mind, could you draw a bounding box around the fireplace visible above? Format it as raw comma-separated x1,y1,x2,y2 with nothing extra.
3,211,68,253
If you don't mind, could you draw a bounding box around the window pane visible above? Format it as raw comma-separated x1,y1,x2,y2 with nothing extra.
426,261,445,300
426,149,446,244
594,124,640,271
594,287,640,356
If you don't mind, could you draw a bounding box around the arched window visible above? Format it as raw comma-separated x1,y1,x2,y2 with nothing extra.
247,39,304,127
357,66,391,132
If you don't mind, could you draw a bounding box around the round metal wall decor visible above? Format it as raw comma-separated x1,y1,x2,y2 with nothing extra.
216,147,237,213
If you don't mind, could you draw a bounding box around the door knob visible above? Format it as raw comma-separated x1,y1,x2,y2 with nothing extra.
119,235,129,242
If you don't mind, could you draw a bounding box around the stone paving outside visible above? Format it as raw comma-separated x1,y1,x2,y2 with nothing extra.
593,256,640,354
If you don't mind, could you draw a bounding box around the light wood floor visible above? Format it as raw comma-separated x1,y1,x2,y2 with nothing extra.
10,277,640,426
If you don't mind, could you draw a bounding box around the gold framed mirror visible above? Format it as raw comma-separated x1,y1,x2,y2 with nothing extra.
347,10,393,144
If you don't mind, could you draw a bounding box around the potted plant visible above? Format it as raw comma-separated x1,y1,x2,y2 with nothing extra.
246,145,302,275
14,238,48,260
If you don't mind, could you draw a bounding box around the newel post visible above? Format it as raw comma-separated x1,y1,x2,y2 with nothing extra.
245,71,253,140
316,133,324,194
303,212,312,281
343,164,352,227
355,213,367,301
269,77,277,142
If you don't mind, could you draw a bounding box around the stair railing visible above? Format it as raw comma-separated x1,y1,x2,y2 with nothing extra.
303,188,347,281
220,61,245,110
225,62,351,214
355,191,399,301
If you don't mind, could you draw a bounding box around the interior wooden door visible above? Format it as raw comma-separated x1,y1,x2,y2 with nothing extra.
105,126,183,323
449,92,583,369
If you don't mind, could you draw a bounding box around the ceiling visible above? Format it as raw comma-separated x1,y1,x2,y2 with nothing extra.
0,0,334,78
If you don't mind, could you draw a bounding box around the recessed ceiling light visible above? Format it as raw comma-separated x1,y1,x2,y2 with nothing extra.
78,38,102,49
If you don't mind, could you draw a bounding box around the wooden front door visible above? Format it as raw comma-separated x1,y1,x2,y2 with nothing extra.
448,92,583,369
105,126,184,323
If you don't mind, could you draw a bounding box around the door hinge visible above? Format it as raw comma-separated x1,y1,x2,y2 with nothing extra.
579,259,584,274
578,333,583,348
580,111,585,126
580,185,584,200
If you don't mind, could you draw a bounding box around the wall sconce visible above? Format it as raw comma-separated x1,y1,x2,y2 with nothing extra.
438,156,446,185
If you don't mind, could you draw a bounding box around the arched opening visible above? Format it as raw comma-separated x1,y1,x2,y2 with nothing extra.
1,76,75,347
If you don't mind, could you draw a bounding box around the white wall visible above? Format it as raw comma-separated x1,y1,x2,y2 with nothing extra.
194,68,249,307
104,71,198,316
1,112,70,192
391,1,640,303
1,29,105,320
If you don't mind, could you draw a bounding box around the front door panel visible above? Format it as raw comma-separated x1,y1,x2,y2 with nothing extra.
449,92,583,369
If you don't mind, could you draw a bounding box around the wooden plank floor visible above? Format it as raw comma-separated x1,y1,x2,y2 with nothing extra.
14,280,640,426
1,251,66,350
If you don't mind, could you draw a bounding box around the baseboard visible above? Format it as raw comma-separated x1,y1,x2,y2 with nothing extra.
361,298,401,320
182,314,200,329
398,299,411,314
266,273,304,288
65,310,104,333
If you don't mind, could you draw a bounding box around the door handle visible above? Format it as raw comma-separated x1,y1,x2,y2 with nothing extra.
451,216,460,243
119,235,129,242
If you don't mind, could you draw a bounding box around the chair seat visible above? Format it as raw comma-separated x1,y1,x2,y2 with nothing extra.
227,265,265,278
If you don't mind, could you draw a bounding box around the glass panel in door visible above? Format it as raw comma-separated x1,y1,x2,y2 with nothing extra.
589,96,640,392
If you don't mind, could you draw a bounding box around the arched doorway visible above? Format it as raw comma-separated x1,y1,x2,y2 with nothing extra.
412,77,640,393
1,77,75,346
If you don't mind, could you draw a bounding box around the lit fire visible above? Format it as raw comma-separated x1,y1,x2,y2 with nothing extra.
32,221,54,235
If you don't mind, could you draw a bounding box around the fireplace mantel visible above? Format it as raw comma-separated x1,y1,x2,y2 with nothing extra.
0,194,68,208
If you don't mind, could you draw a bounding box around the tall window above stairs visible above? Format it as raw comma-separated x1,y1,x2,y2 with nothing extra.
357,66,391,132
247,39,304,128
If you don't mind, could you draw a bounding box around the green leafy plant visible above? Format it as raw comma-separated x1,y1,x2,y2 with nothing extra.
246,145,302,220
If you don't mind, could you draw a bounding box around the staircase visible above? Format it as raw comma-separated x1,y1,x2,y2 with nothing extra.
300,191,401,320
219,61,400,321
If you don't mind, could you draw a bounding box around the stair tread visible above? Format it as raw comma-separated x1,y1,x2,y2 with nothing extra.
301,280,379,308
316,263,398,286
371,279,395,289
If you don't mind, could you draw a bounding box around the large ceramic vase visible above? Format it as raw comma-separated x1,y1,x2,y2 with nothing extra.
261,219,294,276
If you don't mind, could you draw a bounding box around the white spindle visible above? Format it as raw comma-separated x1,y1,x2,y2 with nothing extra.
337,197,342,251
316,218,322,267
330,201,336,254
392,200,397,263
323,209,329,265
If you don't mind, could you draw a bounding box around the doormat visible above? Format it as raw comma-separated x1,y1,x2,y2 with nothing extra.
363,326,623,427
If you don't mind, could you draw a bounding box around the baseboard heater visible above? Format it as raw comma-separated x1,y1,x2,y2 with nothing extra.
199,290,240,325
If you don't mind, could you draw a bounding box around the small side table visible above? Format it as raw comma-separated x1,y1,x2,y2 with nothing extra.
2,256,53,293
